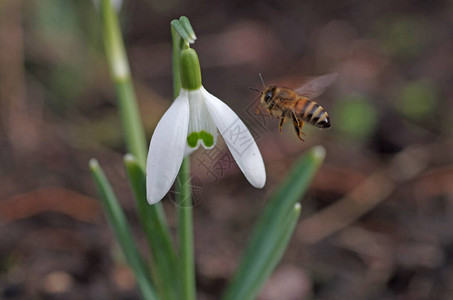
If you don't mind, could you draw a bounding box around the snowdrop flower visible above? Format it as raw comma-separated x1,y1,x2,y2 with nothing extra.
146,47,266,204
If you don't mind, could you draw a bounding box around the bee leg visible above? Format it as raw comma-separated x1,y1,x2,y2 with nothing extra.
256,105,261,115
267,101,278,118
291,112,305,141
299,121,305,137
268,101,275,110
296,118,305,136
268,110,274,118
279,116,286,134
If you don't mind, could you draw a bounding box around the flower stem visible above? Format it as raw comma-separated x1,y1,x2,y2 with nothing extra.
172,25,196,300
176,159,195,300
171,26,182,97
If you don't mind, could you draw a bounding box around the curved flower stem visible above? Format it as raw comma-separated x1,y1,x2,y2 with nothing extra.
172,25,196,300
171,26,182,97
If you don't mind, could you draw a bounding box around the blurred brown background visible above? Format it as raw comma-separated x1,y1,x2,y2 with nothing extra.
0,0,452,299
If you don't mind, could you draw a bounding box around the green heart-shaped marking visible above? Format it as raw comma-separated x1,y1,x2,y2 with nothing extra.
187,130,214,148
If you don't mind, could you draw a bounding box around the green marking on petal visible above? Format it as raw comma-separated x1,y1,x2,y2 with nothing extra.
187,131,214,148
200,130,213,147
187,132,199,148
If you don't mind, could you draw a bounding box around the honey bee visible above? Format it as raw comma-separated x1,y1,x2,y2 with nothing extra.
251,73,337,141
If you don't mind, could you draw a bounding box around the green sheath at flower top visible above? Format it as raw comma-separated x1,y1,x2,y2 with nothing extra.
180,47,202,90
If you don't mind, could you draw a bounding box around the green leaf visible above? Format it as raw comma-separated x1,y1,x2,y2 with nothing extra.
123,154,179,300
223,203,302,300
99,0,147,165
223,146,325,300
89,159,157,300
247,203,301,300
114,79,148,165
100,0,130,80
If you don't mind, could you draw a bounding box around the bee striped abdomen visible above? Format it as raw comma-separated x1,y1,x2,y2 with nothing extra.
294,98,331,128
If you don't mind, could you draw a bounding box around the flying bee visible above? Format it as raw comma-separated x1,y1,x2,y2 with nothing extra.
250,73,337,141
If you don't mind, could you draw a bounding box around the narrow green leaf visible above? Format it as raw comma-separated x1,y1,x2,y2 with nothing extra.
114,79,148,165
99,0,147,165
242,203,301,300
248,146,325,250
100,0,130,80
89,159,157,300
223,146,325,300
97,2,175,298
124,154,179,300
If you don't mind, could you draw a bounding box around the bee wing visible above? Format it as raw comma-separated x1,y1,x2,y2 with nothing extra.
294,73,338,99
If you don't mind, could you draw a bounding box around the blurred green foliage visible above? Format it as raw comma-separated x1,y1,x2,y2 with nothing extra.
333,94,378,141
395,80,438,122
28,0,100,113
377,16,429,59
48,64,87,109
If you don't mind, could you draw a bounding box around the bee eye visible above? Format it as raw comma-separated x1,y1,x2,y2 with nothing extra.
265,91,273,102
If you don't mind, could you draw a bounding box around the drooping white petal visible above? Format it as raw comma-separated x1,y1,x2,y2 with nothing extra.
202,87,266,188
186,89,218,151
146,91,190,204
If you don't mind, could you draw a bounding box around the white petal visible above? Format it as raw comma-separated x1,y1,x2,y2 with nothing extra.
202,87,266,188
146,91,190,204
186,89,218,150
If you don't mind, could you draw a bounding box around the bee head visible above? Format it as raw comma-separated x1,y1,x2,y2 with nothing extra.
263,86,276,103
249,74,275,104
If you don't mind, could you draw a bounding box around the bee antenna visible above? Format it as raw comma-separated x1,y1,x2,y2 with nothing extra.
258,73,265,88
248,87,262,94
